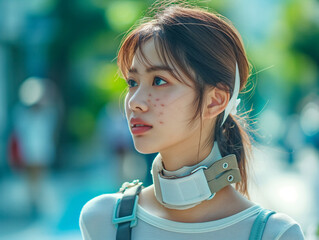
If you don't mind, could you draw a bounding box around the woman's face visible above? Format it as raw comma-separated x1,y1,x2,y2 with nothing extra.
124,39,203,154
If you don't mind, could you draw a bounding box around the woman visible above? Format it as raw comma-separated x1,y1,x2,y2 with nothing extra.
80,3,304,239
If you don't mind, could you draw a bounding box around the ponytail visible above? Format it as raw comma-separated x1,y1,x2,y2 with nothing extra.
215,113,252,198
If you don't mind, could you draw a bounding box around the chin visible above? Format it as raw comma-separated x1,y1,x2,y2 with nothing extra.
133,142,159,155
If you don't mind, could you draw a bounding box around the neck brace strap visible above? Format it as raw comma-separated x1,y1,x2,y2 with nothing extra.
152,154,241,210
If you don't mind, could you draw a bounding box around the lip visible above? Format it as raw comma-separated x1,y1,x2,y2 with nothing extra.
130,117,153,135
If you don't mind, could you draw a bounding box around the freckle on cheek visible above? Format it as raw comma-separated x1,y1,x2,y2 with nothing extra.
161,104,165,107
153,104,157,107
148,94,152,97
159,112,163,115
147,99,151,102
159,121,164,124
155,98,160,101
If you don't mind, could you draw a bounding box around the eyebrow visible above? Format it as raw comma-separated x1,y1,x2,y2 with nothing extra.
128,65,173,74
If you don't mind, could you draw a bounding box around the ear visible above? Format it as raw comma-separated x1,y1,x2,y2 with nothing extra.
202,87,230,120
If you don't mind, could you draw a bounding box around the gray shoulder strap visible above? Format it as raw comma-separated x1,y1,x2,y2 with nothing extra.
112,180,143,240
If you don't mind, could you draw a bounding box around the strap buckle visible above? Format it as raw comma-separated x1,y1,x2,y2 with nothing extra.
191,165,208,174
119,179,141,193
112,195,139,228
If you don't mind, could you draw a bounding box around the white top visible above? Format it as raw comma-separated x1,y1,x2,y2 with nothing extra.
79,193,305,240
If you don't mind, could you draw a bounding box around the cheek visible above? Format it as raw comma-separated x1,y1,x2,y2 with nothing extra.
160,93,195,119
153,96,180,125
162,93,192,111
152,89,195,124
150,96,166,124
124,95,131,117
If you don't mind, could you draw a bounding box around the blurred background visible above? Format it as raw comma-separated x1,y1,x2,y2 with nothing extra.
0,0,318,239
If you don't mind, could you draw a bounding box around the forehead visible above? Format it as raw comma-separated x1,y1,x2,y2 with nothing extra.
131,39,165,70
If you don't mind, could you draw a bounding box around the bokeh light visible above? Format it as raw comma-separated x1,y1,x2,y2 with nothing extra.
19,77,45,106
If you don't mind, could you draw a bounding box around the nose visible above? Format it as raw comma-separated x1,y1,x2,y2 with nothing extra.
127,88,149,113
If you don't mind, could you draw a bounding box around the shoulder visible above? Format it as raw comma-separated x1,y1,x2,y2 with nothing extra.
80,193,121,216
264,212,305,240
79,193,121,240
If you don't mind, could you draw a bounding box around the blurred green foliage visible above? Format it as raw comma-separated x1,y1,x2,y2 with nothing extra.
106,1,145,31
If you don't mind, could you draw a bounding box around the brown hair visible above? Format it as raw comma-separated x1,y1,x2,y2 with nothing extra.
117,3,253,197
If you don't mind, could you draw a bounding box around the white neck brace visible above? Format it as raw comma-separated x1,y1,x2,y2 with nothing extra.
151,142,241,210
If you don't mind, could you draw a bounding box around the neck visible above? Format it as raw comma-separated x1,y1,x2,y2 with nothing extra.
160,143,213,171
159,118,215,171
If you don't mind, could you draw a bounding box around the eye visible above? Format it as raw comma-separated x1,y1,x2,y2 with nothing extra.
153,76,167,86
127,79,138,88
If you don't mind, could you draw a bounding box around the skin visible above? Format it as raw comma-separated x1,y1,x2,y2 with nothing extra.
125,39,254,222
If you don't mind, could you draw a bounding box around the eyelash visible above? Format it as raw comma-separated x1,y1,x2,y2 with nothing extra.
127,76,168,88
